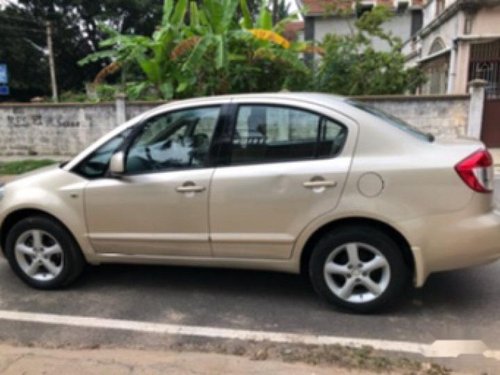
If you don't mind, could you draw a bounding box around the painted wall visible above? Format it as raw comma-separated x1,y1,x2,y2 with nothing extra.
358,95,470,138
471,5,500,34
312,11,413,51
0,96,472,157
0,103,117,156
422,0,458,27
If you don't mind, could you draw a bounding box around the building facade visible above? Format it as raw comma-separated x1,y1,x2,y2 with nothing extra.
404,0,500,97
299,0,426,52
403,0,500,147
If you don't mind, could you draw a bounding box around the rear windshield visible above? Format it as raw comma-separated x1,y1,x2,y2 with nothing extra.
347,100,434,142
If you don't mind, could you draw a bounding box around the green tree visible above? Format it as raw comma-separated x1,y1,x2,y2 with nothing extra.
0,0,164,101
0,8,48,101
276,0,291,22
80,0,191,99
315,6,425,95
80,0,309,98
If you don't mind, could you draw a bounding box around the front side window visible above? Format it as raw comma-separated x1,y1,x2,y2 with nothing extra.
74,128,132,179
126,106,220,174
230,105,346,165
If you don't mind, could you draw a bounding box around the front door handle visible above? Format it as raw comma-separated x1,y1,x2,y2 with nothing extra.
303,180,337,189
175,183,206,193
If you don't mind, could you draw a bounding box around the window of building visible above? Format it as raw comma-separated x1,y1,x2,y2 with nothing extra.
356,3,374,18
421,54,450,95
436,0,445,16
429,38,446,55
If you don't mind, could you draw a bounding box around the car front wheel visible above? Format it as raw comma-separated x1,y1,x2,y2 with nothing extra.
5,216,85,289
309,226,410,313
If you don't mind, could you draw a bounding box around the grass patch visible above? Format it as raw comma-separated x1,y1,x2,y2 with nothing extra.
0,159,57,175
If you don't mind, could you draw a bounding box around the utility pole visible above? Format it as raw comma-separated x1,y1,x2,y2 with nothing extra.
46,21,58,102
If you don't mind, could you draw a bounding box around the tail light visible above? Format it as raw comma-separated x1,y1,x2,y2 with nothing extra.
455,150,493,193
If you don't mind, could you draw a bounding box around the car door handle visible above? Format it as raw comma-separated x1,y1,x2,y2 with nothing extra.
175,185,206,193
303,180,337,189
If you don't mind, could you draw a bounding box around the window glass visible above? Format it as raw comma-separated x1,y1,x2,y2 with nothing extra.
347,100,433,142
126,107,220,174
318,118,348,157
74,128,132,179
230,105,346,165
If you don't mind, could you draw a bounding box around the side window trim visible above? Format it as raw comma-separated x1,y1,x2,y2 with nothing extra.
205,102,234,168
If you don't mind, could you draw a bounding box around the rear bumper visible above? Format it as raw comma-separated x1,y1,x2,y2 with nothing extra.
411,208,500,287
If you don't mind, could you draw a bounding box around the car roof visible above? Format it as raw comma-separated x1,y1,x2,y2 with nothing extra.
153,92,347,112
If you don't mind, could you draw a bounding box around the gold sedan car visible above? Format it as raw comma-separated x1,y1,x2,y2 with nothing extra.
1,93,499,312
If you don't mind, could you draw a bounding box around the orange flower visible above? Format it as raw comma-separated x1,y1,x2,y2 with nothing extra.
249,29,290,49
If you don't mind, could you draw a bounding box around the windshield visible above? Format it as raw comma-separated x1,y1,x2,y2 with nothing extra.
347,100,434,142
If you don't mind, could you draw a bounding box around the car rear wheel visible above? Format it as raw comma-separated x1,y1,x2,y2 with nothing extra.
5,216,85,289
309,226,409,313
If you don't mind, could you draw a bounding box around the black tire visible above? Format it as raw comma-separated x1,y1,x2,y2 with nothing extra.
5,215,85,289
309,226,410,313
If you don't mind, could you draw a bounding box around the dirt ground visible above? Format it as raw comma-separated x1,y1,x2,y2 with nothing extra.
0,333,459,375
0,343,454,375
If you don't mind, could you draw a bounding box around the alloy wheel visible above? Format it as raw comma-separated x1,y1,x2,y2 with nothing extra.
14,229,64,282
323,242,391,303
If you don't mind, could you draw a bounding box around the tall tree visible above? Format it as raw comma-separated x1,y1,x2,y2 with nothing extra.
0,7,48,100
0,0,164,101
315,6,426,95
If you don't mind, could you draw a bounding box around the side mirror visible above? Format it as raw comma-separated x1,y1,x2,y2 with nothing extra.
109,151,125,176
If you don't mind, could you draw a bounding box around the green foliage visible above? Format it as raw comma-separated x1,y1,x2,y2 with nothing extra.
79,0,191,100
76,1,424,100
0,160,56,175
182,0,241,72
0,0,165,101
95,85,119,101
315,6,426,96
79,0,308,99
59,91,89,103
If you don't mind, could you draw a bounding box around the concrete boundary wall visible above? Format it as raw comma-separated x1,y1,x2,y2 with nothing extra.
354,94,471,139
0,91,482,157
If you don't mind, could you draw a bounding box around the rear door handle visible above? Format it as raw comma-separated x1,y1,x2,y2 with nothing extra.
175,184,206,193
303,180,337,189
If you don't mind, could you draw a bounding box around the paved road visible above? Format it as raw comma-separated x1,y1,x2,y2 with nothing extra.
0,177,498,372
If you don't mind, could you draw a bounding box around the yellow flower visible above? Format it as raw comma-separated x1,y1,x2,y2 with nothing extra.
249,29,290,49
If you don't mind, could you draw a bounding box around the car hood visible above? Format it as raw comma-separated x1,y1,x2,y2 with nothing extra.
2,164,61,186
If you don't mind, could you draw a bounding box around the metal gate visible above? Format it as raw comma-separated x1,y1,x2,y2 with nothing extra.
469,40,500,147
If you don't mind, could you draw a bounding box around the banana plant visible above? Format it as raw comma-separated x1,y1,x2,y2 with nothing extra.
239,0,309,53
79,0,190,99
182,0,242,71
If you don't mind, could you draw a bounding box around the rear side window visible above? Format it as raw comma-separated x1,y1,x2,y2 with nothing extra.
229,105,347,165
347,100,434,142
